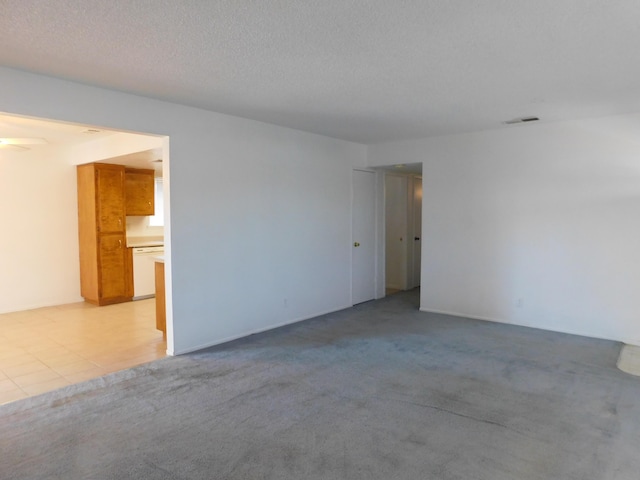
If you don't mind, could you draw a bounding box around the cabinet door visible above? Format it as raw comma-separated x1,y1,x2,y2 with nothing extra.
125,169,155,216
99,234,127,300
96,165,125,232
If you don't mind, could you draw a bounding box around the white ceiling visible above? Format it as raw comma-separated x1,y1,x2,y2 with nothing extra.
2,1,640,144
0,113,116,148
99,149,164,175
0,113,163,174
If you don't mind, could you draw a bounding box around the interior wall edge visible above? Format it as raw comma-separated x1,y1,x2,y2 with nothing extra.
171,303,353,355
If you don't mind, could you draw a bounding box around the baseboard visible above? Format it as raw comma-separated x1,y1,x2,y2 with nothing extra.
133,294,155,301
420,307,505,325
0,296,85,315
419,307,631,346
172,303,353,355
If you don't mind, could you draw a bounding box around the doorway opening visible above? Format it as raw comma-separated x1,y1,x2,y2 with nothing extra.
0,112,170,404
380,163,422,296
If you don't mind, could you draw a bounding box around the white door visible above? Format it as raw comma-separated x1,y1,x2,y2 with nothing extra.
385,174,409,290
410,177,422,288
352,170,376,304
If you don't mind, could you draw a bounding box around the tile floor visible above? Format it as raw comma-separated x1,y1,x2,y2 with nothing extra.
618,344,640,376
0,299,166,405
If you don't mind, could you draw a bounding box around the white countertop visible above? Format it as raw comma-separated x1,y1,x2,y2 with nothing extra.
152,255,165,263
127,235,164,248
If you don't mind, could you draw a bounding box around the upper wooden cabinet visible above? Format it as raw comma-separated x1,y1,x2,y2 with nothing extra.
96,164,126,232
125,168,155,216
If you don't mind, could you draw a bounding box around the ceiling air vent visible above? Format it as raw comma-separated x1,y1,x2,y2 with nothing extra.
503,116,540,125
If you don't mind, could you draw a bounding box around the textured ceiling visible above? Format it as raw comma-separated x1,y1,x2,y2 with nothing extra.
1,1,640,144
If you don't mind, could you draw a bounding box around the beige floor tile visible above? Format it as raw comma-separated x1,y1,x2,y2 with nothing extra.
0,309,40,320
0,378,20,392
51,359,100,376
102,351,165,371
0,353,39,367
2,360,50,378
0,347,28,361
4,335,52,348
62,368,109,384
17,316,55,327
53,301,97,311
137,343,168,355
12,368,65,388
69,346,116,359
20,377,71,396
0,298,165,401
24,342,68,354
85,352,139,368
28,347,74,361
618,344,640,376
38,352,89,368
0,389,28,405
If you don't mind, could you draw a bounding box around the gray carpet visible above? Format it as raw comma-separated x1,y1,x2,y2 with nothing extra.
2,289,640,479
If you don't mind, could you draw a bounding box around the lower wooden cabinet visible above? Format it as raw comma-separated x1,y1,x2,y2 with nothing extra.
125,247,134,298
98,234,127,300
155,260,166,337
81,234,133,306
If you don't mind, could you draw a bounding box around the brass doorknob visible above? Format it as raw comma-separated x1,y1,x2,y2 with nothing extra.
354,242,360,247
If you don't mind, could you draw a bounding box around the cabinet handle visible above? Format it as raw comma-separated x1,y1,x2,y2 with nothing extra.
119,239,122,248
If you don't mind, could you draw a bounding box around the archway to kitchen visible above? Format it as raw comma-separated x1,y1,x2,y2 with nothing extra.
0,112,171,404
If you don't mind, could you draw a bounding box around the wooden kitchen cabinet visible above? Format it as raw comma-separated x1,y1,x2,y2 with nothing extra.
125,246,134,298
97,165,126,231
77,163,133,306
98,234,128,299
155,260,166,337
125,168,155,216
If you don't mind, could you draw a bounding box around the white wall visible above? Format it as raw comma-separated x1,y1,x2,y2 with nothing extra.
369,114,640,345
126,216,164,238
0,67,367,354
0,129,162,314
0,144,82,312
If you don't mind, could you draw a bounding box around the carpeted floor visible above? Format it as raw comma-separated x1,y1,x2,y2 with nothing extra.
2,289,640,479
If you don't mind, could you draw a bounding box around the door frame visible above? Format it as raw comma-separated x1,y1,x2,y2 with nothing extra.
407,174,422,289
382,171,422,292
